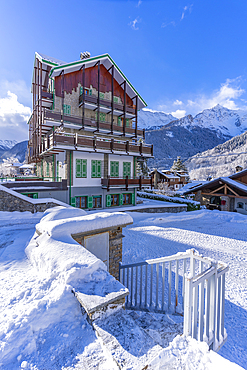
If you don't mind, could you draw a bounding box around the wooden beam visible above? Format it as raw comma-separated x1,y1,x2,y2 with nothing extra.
210,185,225,195
226,185,240,197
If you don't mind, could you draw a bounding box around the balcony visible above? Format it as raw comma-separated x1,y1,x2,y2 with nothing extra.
101,176,153,191
43,109,144,138
79,93,136,115
41,91,53,108
41,131,153,157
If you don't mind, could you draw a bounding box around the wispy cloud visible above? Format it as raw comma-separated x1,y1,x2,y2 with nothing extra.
181,4,193,21
187,77,245,111
161,21,176,28
173,100,183,106
137,0,142,7
129,17,141,30
155,77,246,118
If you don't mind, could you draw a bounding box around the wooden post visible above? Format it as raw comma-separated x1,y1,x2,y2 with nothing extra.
111,65,114,134
97,61,100,132
82,64,85,129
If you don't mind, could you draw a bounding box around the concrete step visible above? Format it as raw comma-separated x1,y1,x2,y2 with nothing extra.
93,308,163,370
127,310,183,349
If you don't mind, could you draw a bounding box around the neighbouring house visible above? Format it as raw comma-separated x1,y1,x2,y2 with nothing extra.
150,169,189,191
183,167,247,214
25,52,153,209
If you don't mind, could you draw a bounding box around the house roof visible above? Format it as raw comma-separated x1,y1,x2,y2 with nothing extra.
32,52,147,110
184,176,247,196
229,168,247,180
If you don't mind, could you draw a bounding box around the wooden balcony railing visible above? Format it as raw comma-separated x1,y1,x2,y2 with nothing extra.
79,94,136,115
101,176,153,191
43,109,144,138
41,132,153,157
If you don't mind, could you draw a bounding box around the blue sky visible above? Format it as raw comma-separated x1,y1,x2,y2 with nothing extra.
1,0,247,141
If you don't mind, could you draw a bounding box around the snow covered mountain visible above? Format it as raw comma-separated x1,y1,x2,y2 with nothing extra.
0,140,18,151
185,130,247,180
141,104,247,169
138,108,177,130
0,140,28,163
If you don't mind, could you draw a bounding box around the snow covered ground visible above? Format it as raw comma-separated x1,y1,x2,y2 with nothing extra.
0,206,246,369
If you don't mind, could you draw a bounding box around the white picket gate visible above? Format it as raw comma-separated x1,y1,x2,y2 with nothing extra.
119,249,229,351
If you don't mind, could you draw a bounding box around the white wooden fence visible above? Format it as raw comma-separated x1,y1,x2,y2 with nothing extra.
119,249,229,351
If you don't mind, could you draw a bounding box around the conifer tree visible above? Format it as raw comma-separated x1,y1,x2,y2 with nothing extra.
170,156,188,172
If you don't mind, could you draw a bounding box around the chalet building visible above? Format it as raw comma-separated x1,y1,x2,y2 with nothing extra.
27,52,153,209
150,169,188,191
184,168,247,215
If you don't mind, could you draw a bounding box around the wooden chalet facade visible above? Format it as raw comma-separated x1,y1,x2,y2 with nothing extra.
27,52,153,209
184,168,247,214
150,169,189,191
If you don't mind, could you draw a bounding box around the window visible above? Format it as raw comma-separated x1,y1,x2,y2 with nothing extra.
123,193,132,205
76,196,87,209
111,194,119,206
110,161,119,177
76,159,87,178
63,104,71,115
123,162,131,178
95,112,106,122
114,96,119,103
91,160,101,178
93,195,102,208
117,116,122,126
237,202,244,209
99,92,104,99
46,162,49,177
22,193,38,199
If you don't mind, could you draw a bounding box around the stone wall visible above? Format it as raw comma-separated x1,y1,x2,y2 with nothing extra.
72,226,123,281
0,190,60,213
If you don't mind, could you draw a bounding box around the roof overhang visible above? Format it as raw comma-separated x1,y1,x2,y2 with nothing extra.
49,53,147,110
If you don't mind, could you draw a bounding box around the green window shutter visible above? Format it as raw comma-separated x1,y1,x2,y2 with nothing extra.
56,160,59,180
114,96,118,103
115,162,119,177
127,162,131,177
123,162,127,177
33,193,38,199
82,159,87,178
117,117,121,126
99,92,104,99
80,86,83,95
68,105,71,115
96,160,101,178
126,118,129,127
87,196,93,208
119,193,123,205
91,160,96,178
71,197,76,207
110,161,114,177
89,89,92,96
131,192,135,205
106,194,111,207
76,159,82,178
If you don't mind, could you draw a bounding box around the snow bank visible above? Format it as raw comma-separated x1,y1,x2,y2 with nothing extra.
0,208,132,368
148,335,243,369
27,207,133,282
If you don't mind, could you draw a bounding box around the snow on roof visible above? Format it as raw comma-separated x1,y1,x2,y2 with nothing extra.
230,168,247,179
36,52,66,66
220,177,247,193
163,174,180,179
